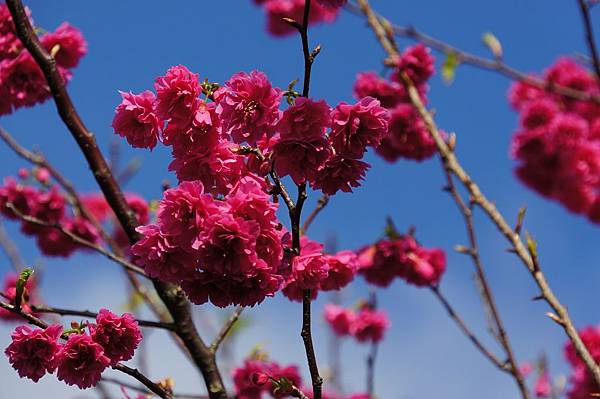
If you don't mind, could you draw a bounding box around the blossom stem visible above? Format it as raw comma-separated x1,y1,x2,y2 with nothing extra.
0,300,172,399
209,306,244,353
356,0,600,394
302,194,330,233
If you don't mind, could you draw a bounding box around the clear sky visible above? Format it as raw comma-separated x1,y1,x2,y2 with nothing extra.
1,1,599,398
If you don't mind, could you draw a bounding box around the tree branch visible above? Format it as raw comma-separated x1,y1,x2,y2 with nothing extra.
576,0,600,79
302,194,329,233
30,304,175,330
356,0,600,391
209,306,243,353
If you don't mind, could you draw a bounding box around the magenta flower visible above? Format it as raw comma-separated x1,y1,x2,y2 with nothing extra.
323,304,355,336
215,70,282,145
329,97,390,159
273,135,332,185
534,371,552,398
311,156,370,195
154,65,201,124
278,97,331,140
0,272,39,321
316,0,346,8
90,309,142,366
320,250,359,291
40,23,87,68
112,91,162,150
353,71,407,109
350,307,390,343
4,324,62,382
55,333,110,389
392,43,435,86
263,0,339,37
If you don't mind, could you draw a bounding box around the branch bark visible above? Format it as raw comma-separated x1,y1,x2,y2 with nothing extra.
576,0,600,79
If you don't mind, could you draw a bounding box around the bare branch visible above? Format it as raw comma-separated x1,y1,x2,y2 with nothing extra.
302,195,330,233
31,304,175,330
576,0,600,79
210,306,243,353
0,217,25,271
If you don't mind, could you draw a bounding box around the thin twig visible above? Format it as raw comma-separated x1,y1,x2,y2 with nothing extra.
302,194,330,233
4,203,147,277
210,306,243,353
576,0,600,79
0,217,25,271
430,286,507,372
31,304,175,330
101,377,207,399
344,1,600,104
442,167,528,393
356,0,600,391
366,291,378,397
0,300,171,399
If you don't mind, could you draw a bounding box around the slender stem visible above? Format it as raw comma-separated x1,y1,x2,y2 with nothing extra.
31,304,175,330
0,217,25,271
356,0,600,391
0,300,171,399
441,167,528,394
210,306,243,353
301,289,323,399
430,286,507,372
101,377,206,399
4,203,147,277
302,194,330,233
576,0,600,79
5,2,228,396
344,1,600,104
365,291,378,398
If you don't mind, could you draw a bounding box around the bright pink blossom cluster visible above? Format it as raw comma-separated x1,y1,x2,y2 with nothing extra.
113,66,389,196
509,58,600,223
563,325,600,398
251,0,340,37
0,174,100,257
132,177,285,307
233,357,302,398
281,237,359,302
4,309,141,389
357,234,446,288
323,303,390,343
0,3,86,115
0,272,40,321
354,44,441,162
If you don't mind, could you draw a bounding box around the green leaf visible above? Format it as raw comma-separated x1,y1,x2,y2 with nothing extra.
525,231,538,259
482,32,503,59
441,51,459,84
14,268,34,311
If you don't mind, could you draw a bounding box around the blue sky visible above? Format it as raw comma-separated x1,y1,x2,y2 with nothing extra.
1,1,599,398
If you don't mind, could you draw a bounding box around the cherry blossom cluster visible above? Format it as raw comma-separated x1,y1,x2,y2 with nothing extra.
132,177,286,307
356,234,446,288
323,303,390,343
0,3,86,115
250,0,343,37
113,66,390,196
233,353,368,399
0,272,40,321
4,309,142,389
509,58,600,223
518,360,554,398
281,237,359,302
354,44,440,162
563,325,600,398
0,172,100,257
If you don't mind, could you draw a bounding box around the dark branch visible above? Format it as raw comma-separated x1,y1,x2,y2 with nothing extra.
576,0,600,79
210,306,243,353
